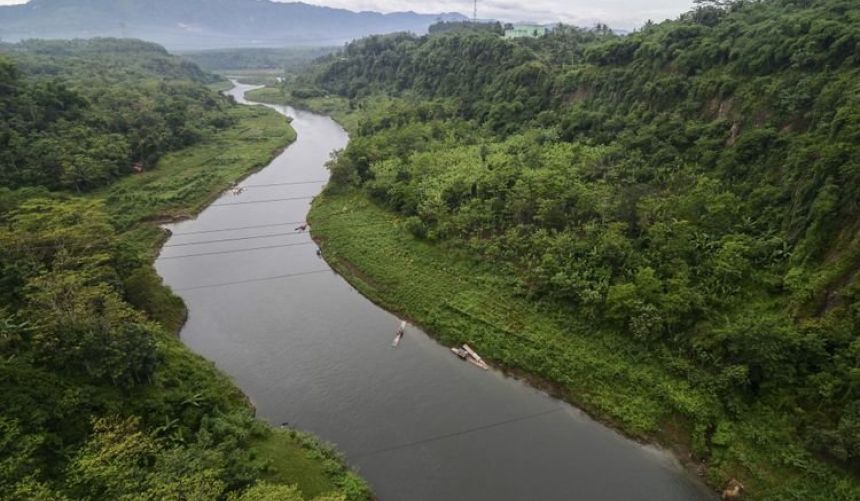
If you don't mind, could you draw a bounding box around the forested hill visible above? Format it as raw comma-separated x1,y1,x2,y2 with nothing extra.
0,0,467,49
0,39,370,500
3,38,219,83
180,47,337,72
296,0,860,496
0,38,228,191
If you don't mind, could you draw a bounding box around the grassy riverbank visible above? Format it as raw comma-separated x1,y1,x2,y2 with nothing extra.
309,189,858,500
100,102,296,331
107,102,371,500
245,85,358,133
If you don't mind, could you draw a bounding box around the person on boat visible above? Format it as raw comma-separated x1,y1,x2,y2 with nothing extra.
295,223,308,232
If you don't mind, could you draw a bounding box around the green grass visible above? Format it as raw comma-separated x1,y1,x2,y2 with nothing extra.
207,79,235,92
250,429,371,500
100,103,295,236
309,189,860,500
245,86,286,104
250,431,335,496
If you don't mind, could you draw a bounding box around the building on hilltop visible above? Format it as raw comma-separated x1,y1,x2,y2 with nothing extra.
503,24,549,39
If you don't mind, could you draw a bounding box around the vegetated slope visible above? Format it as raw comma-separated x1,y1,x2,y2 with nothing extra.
297,0,860,496
180,47,338,73
2,38,220,83
0,0,467,49
0,38,230,191
0,39,370,500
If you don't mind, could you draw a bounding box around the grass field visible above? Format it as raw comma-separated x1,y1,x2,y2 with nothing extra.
207,79,236,92
244,86,283,103
250,429,370,500
223,69,285,86
309,189,860,500
101,103,295,234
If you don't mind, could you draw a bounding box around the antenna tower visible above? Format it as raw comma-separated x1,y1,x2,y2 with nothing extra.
473,0,478,22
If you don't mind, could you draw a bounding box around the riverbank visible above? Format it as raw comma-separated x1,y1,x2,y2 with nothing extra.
102,97,370,500
245,86,359,133
100,100,296,332
308,190,711,470
308,189,858,499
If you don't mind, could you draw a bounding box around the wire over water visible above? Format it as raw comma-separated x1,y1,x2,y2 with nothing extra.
350,407,565,460
169,220,308,236
175,269,332,291
209,196,316,207
159,241,316,260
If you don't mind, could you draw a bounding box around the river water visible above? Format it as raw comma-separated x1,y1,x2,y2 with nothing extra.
155,83,715,501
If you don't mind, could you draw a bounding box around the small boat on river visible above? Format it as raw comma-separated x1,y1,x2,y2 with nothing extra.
451,343,489,370
392,320,407,347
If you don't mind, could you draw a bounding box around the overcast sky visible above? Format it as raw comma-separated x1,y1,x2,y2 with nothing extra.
0,0,698,29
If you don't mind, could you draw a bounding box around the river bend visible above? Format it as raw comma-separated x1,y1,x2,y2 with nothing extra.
155,83,714,501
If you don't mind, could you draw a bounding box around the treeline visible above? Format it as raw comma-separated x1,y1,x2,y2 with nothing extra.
5,38,220,83
0,39,233,192
181,46,337,72
0,39,368,500
301,0,860,493
428,21,504,36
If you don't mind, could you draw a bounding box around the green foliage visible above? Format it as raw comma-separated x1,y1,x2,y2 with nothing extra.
180,47,337,72
302,0,860,496
428,21,504,36
0,39,233,191
249,429,371,501
2,38,219,84
0,39,368,501
245,86,286,105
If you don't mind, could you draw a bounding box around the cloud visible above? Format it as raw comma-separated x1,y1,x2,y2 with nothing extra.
0,0,697,29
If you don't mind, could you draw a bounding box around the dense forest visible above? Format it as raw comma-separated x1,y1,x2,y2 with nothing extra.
0,39,368,500
181,47,337,72
0,39,229,191
293,0,860,496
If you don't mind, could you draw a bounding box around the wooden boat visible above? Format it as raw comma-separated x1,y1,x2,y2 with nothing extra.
463,344,489,369
451,346,468,359
467,356,489,370
391,320,407,347
450,344,489,370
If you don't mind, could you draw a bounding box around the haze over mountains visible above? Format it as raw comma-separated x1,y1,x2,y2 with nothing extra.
0,0,468,49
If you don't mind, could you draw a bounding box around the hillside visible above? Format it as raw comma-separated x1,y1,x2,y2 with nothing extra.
180,47,337,72
284,0,860,497
0,39,370,500
0,0,467,49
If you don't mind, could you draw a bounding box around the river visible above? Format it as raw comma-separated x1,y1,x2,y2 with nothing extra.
155,83,715,501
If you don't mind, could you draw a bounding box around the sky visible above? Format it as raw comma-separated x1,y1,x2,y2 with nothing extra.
0,0,698,30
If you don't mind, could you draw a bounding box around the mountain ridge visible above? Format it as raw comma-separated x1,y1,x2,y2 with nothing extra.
0,0,468,49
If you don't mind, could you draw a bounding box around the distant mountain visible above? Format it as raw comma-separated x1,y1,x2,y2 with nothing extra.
0,0,468,49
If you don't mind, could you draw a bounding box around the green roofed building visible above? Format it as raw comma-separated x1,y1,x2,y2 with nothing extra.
504,24,549,39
